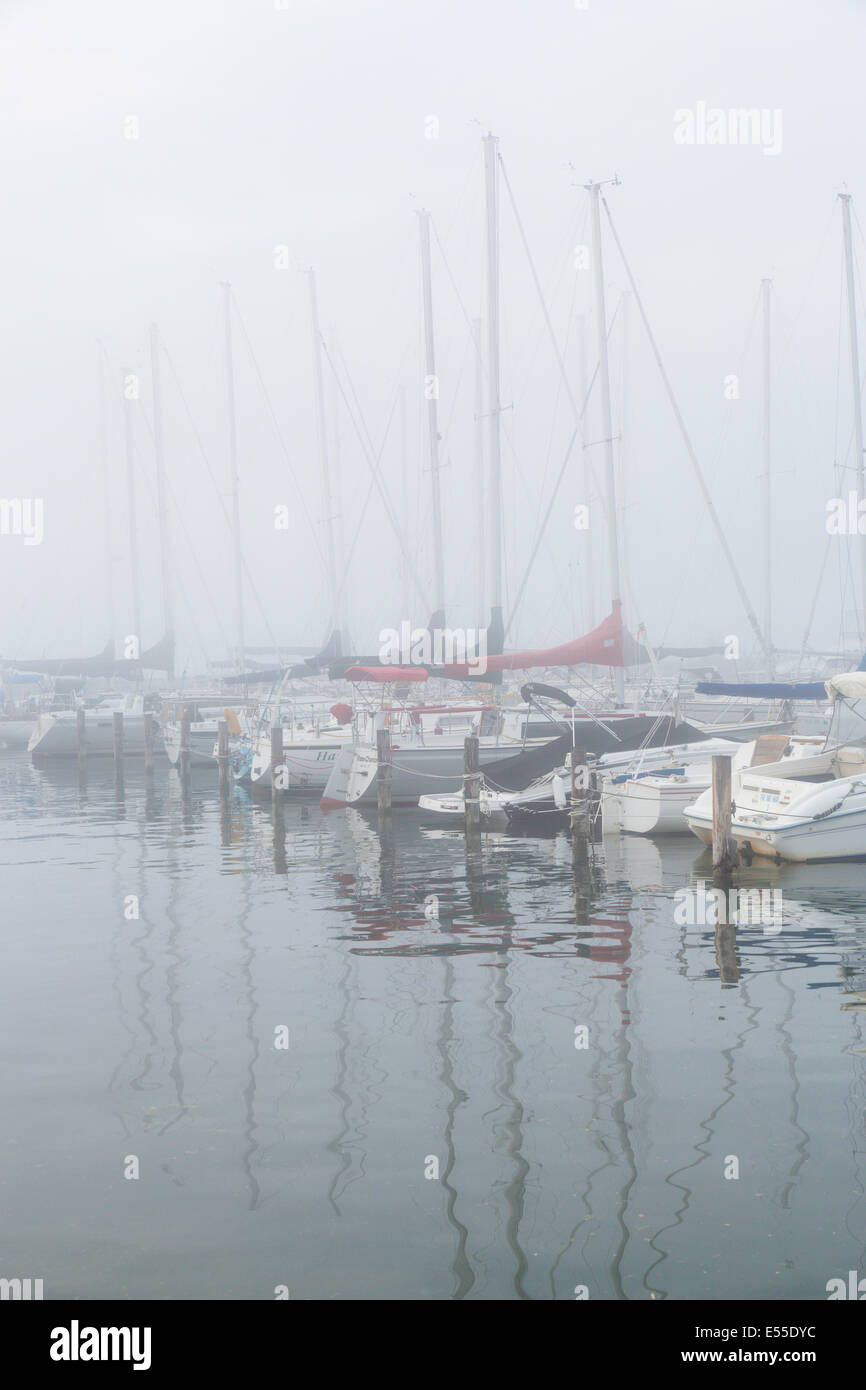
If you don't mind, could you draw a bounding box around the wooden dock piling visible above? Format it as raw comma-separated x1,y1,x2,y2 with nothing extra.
570,747,590,862
464,735,481,831
712,755,740,875
113,711,124,763
179,707,191,783
376,727,392,817
217,719,230,795
76,707,86,766
271,725,284,803
143,712,155,773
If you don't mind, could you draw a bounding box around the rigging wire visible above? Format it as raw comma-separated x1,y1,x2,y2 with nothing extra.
503,303,619,640
319,334,432,613
601,192,771,666
159,339,283,651
431,208,579,630
133,393,233,663
228,290,328,579
99,340,229,668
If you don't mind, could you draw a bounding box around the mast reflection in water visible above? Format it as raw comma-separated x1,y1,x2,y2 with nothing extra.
1,753,864,1300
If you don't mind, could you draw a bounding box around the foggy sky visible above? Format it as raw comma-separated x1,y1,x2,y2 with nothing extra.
2,0,865,677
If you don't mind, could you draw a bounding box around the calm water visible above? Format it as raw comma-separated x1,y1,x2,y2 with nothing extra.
1,750,864,1301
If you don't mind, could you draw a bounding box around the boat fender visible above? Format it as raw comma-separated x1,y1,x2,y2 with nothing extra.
552,774,567,810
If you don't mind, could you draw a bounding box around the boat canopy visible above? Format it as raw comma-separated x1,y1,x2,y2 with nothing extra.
520,682,577,707
826,672,866,700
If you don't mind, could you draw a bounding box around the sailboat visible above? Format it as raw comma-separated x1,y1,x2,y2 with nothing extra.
28,692,156,758
322,692,572,810
246,692,354,791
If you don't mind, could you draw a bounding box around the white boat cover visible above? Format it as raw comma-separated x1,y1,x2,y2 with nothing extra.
825,672,866,700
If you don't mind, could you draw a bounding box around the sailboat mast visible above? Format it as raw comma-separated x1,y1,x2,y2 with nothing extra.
328,324,350,646
97,344,115,649
221,283,246,670
587,180,624,702
483,133,503,636
577,313,595,631
840,193,866,643
418,209,446,614
122,367,142,654
473,317,486,628
761,278,773,676
149,323,174,654
399,383,410,618
308,269,340,639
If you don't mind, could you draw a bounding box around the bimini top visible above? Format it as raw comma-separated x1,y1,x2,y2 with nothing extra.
825,672,866,700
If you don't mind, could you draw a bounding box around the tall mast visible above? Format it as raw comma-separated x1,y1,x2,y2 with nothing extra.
418,209,446,614
577,313,594,631
483,132,503,635
760,278,773,676
308,269,340,638
328,324,349,645
399,383,410,617
620,291,630,608
221,283,246,670
840,193,866,643
97,344,115,648
473,316,486,627
122,367,142,654
149,323,174,655
587,180,624,702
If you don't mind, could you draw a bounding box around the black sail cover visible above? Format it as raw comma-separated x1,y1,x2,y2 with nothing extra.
482,714,713,794
481,733,575,793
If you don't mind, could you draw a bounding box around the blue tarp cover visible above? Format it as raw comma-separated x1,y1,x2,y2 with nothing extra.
695,681,828,700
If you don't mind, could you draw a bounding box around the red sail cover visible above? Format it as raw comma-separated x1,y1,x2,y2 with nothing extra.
443,603,626,677
343,665,429,683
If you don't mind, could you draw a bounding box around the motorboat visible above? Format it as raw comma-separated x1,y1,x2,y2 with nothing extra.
683,674,866,861
684,745,866,861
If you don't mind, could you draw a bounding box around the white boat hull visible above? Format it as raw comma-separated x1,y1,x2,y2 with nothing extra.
162,722,220,768
249,729,349,791
321,738,548,808
601,735,837,839
29,708,153,758
684,747,866,861
602,774,708,836
417,788,510,829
